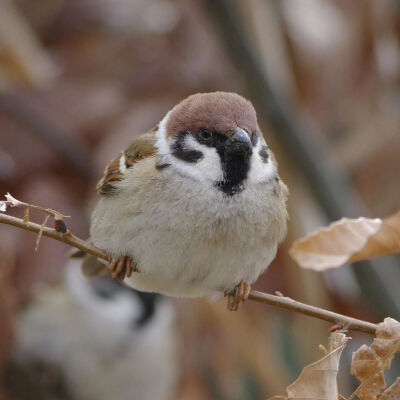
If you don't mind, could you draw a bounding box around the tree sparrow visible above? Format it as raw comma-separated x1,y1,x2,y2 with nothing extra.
87,92,288,310
8,260,178,400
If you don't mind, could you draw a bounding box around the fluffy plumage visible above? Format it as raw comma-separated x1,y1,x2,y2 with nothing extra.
89,92,288,299
8,261,178,400
97,132,156,195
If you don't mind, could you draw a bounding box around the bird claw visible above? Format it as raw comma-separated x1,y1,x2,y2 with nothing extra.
107,256,137,282
225,281,250,311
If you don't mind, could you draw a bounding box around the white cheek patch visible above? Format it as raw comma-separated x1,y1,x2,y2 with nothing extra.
155,112,223,184
179,135,223,182
248,138,276,184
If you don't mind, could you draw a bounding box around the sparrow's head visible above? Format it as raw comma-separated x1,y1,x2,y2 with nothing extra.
155,92,276,195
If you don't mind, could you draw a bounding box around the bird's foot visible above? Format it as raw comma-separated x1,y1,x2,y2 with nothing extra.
225,281,251,311
107,256,137,282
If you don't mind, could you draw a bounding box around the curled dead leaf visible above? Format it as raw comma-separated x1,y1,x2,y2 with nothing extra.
350,318,400,400
379,378,400,399
267,332,349,400
350,344,385,400
371,318,400,370
289,209,400,271
350,345,381,379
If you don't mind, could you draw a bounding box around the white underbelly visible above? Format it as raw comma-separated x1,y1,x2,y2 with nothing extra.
114,226,277,298
90,169,286,298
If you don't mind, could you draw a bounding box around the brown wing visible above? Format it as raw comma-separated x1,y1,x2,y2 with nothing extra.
96,130,157,195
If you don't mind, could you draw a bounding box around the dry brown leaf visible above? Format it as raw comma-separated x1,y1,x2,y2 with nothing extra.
350,318,400,400
372,318,400,370
379,378,400,400
350,344,386,400
287,332,348,400
267,332,349,400
289,209,400,270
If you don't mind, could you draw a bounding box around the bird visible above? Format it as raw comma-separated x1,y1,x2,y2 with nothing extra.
86,92,288,311
7,259,178,400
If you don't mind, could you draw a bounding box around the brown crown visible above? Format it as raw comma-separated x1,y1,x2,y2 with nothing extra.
166,92,258,137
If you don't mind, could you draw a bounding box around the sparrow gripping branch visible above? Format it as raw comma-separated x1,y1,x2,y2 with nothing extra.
0,194,377,335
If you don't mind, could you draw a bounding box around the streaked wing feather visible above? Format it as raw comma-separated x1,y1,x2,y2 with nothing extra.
96,130,157,195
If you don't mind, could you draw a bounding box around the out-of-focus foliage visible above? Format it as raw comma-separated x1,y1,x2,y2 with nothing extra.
290,208,400,270
268,319,400,400
274,331,349,400
0,0,400,399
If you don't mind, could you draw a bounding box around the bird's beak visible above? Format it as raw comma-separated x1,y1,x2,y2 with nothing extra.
225,127,253,155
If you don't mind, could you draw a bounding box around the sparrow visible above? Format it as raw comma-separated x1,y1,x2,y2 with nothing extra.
8,260,178,400
86,92,288,310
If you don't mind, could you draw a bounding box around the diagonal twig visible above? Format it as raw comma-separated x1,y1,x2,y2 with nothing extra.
0,212,109,261
0,203,377,335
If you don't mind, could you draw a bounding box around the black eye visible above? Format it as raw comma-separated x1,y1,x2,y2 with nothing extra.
199,128,213,140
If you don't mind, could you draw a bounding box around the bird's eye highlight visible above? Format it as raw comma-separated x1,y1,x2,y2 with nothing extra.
199,129,213,140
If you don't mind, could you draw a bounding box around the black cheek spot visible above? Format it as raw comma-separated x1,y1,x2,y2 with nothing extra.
171,132,203,163
259,146,269,163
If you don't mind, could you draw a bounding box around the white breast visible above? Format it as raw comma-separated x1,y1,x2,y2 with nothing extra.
90,157,287,298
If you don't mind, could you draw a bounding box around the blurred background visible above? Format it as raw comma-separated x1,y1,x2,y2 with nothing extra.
0,0,400,399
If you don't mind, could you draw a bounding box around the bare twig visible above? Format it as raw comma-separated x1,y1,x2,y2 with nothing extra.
35,214,49,251
0,213,109,261
1,192,69,220
248,291,377,335
0,209,378,335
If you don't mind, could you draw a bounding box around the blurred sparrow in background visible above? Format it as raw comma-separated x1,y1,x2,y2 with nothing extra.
7,260,178,400
86,92,288,310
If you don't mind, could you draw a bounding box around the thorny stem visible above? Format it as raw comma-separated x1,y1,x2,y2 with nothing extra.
0,212,378,335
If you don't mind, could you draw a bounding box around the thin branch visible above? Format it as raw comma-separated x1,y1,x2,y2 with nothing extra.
0,213,109,261
1,192,69,219
248,291,377,335
0,212,377,335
